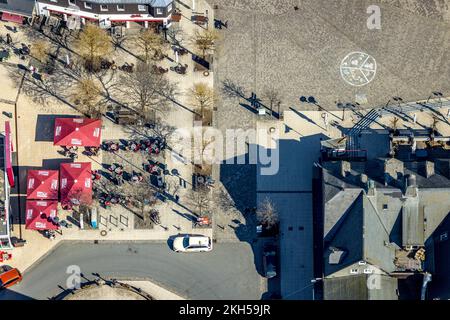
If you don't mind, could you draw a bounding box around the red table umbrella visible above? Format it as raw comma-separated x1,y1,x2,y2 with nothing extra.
26,170,59,200
54,118,102,147
60,162,92,207
25,200,59,230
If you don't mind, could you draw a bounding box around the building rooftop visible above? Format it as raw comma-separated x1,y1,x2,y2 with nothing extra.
86,0,172,6
323,274,399,300
321,129,450,299
0,0,35,17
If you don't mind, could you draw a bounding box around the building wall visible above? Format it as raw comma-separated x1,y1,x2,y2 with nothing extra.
36,0,173,18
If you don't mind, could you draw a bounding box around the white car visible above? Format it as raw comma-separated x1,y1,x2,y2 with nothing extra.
173,235,213,252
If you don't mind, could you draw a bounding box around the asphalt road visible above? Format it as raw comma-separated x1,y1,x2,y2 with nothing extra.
0,241,264,300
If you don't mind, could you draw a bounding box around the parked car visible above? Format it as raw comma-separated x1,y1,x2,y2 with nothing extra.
173,235,213,252
0,266,22,290
263,244,277,278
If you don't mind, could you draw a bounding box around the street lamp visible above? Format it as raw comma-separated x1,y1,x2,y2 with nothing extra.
393,96,403,113
311,278,323,301
427,91,443,104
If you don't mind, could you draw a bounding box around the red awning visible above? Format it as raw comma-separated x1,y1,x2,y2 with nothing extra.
4,121,14,187
54,118,102,147
25,200,59,230
60,162,92,207
109,19,163,22
1,12,24,24
26,170,59,200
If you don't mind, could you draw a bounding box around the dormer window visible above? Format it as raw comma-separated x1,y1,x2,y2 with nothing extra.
84,2,92,9
68,0,75,5
156,8,163,14
138,5,146,11
100,4,108,11
117,4,125,11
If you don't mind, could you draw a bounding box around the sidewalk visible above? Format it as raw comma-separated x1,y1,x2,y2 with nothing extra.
122,280,185,300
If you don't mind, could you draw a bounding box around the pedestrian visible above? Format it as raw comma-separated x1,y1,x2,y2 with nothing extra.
413,113,417,124
447,109,450,119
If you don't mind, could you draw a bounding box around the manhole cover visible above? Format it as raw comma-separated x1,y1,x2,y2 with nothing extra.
340,52,377,87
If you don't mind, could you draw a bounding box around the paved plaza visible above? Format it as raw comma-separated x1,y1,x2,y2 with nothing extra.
213,0,450,135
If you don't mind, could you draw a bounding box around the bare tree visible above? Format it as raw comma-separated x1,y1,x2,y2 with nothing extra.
390,117,400,134
189,82,215,119
165,177,181,198
117,62,176,120
262,86,281,115
222,78,246,99
167,24,185,47
188,185,211,216
75,23,112,71
192,127,217,169
71,77,107,118
256,197,278,229
151,119,176,145
30,40,50,64
123,180,156,218
191,29,219,58
133,29,167,63
214,186,236,212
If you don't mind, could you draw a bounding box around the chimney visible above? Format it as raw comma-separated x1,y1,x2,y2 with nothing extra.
404,174,418,197
360,173,368,185
384,158,404,186
366,179,376,197
340,161,351,178
425,161,435,178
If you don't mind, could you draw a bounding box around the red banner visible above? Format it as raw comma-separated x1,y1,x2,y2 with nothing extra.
5,122,15,187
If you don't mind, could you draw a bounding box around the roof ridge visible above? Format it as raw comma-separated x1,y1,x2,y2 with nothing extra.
325,190,364,245
363,194,391,238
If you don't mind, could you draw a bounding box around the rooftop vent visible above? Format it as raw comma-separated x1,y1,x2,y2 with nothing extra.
329,247,347,265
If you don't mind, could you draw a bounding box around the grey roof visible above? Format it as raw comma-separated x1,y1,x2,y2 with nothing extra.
402,197,424,247
323,158,450,192
87,0,172,6
0,0,35,17
324,274,398,300
324,193,397,276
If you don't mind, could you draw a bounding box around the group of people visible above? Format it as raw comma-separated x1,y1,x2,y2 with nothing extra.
97,191,131,209
108,163,125,186
102,138,165,156
62,146,78,159
103,141,120,152
84,146,100,157
125,138,164,155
